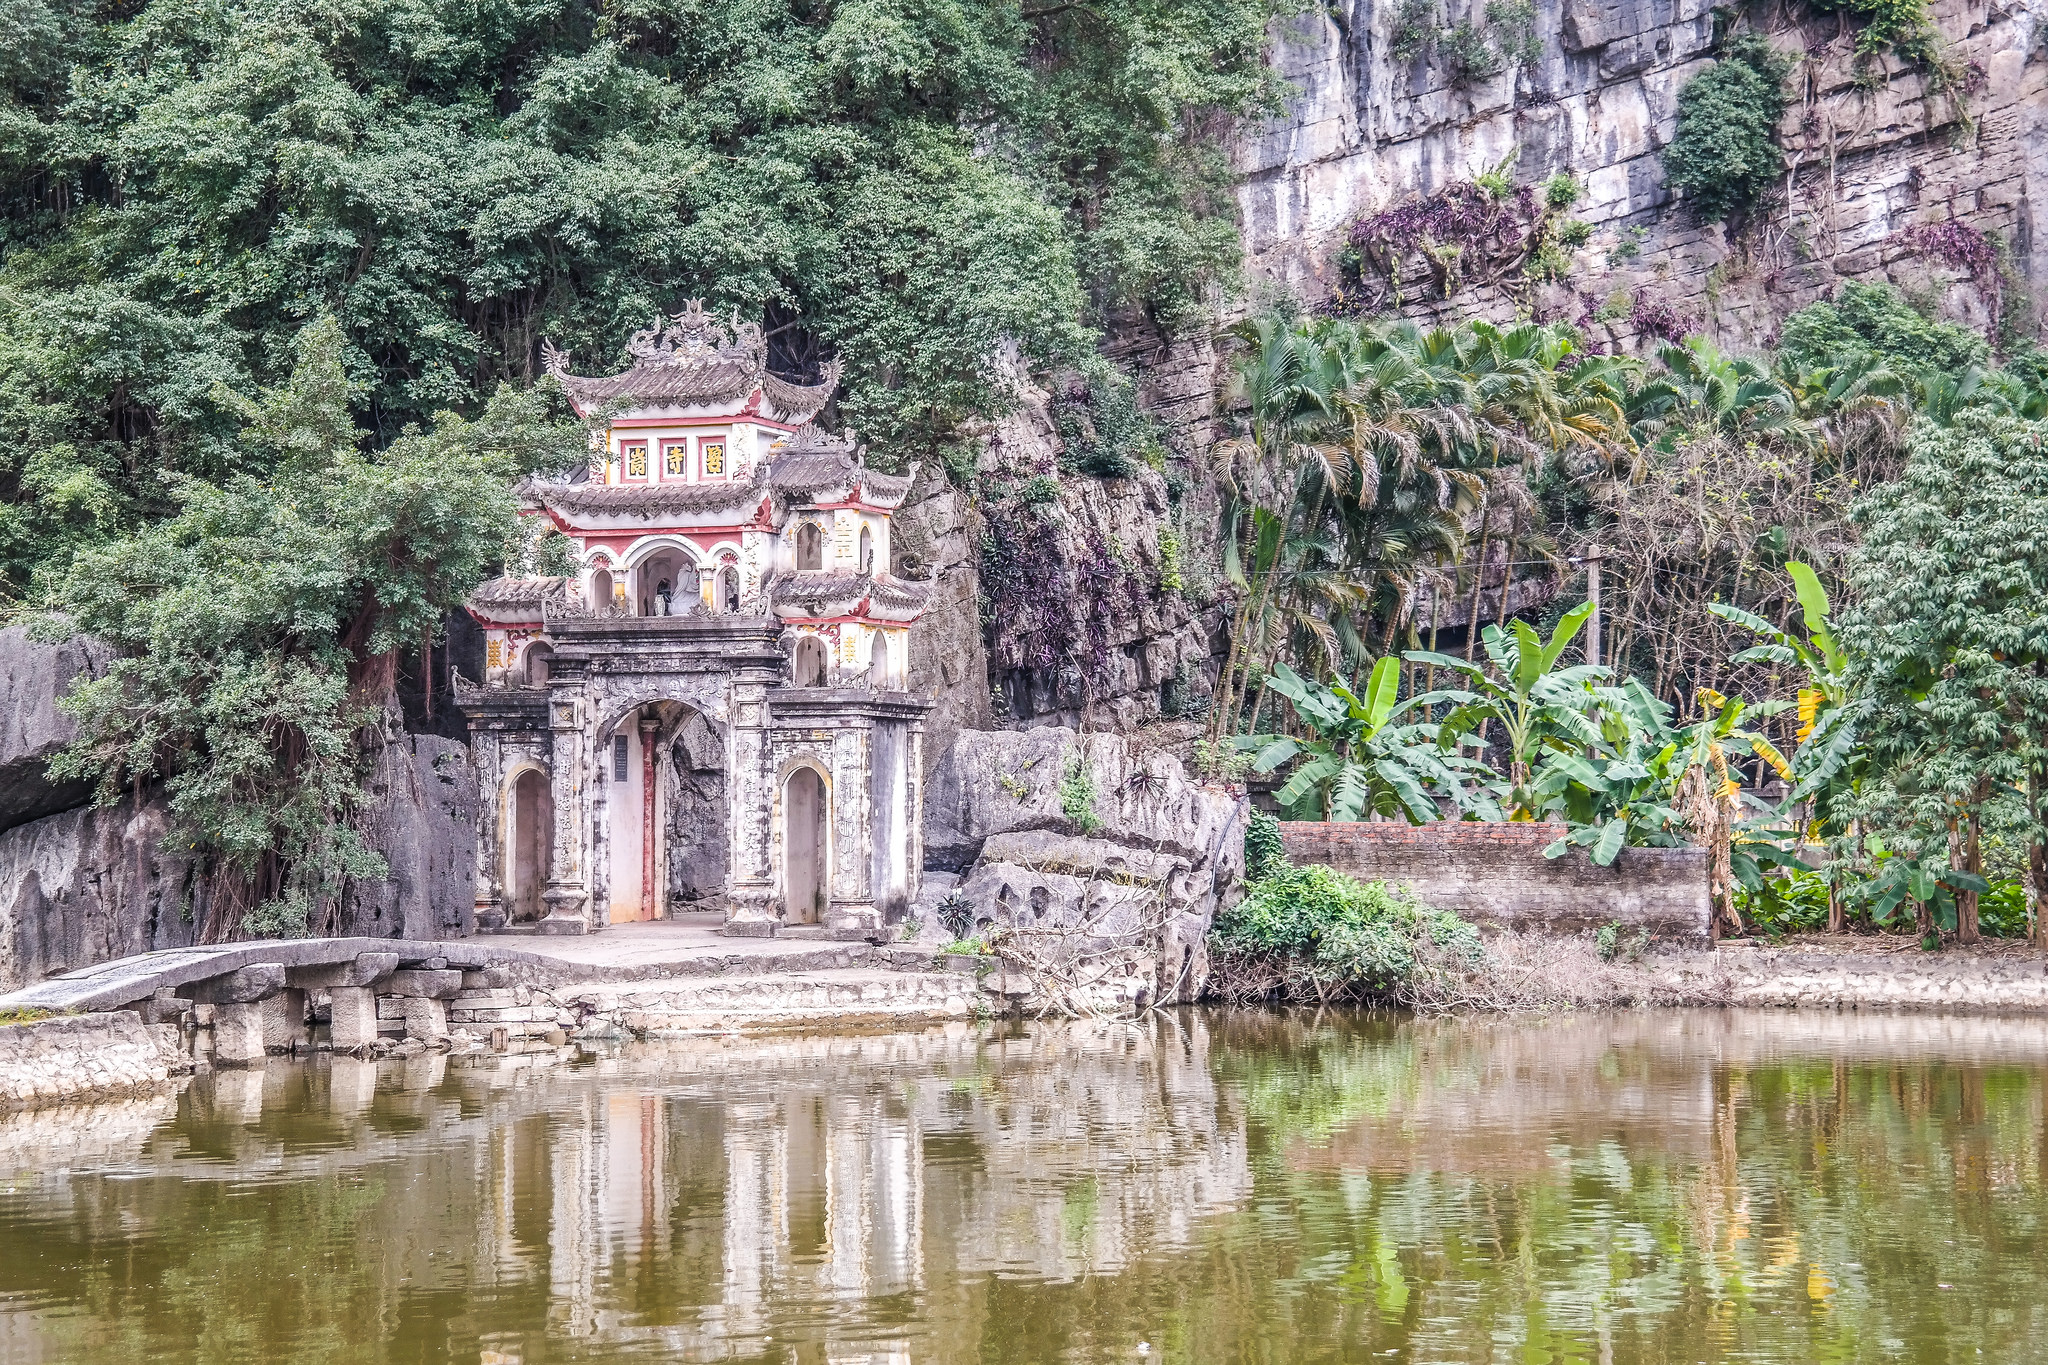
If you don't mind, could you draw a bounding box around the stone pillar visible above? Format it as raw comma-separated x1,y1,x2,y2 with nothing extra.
330,986,379,1053
403,997,449,1044
825,725,880,938
540,687,593,935
214,1002,267,1066
724,667,781,936
473,730,508,929
640,715,660,921
261,988,310,1054
906,714,926,907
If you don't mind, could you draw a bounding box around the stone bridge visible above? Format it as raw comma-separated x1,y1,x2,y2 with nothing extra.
0,937,586,1065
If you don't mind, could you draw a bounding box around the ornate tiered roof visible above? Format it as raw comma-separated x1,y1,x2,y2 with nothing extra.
541,301,841,418
518,424,914,525
770,571,931,621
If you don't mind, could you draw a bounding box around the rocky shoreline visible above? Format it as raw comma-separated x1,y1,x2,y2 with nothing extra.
5,934,2047,1110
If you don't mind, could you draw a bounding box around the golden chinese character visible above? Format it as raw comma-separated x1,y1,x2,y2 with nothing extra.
664,442,687,476
625,445,647,478
486,639,505,669
703,441,725,476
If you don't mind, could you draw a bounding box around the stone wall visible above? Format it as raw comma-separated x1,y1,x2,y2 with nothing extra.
1278,820,1710,940
0,1011,186,1109
1234,0,2047,351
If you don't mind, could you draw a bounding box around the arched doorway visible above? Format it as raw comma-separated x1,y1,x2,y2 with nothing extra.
795,522,823,570
858,526,874,575
637,549,688,616
718,565,740,612
524,643,554,686
590,567,614,613
784,767,828,925
507,769,552,923
793,635,828,687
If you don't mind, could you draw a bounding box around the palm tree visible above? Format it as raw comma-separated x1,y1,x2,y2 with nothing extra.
1627,337,1800,448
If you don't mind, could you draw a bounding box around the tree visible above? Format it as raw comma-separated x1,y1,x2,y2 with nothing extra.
0,0,1280,595
43,317,583,939
1835,409,2048,944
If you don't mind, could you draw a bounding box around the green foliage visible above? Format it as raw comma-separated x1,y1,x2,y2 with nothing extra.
1389,0,1437,60
1812,0,1938,57
1156,526,1185,593
243,888,313,940
1835,407,2048,936
1053,365,1167,479
1661,36,1793,222
1777,282,1990,385
1409,603,1610,813
1244,657,1502,821
42,318,579,925
0,0,1279,593
1213,864,1480,993
1543,174,1582,211
1244,808,1288,881
1059,752,1104,835
1017,474,1063,507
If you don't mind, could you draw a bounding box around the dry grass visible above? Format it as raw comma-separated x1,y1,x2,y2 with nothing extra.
1210,930,1736,1014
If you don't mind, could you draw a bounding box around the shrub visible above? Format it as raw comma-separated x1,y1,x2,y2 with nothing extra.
1059,753,1103,834
1244,808,1287,880
1211,864,1481,1000
1777,280,1989,381
1543,173,1582,211
1389,0,1437,60
1661,36,1792,222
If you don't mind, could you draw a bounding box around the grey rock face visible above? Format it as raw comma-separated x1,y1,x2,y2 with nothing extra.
0,625,111,834
923,726,1247,1001
1231,0,2047,352
337,733,480,941
0,796,202,993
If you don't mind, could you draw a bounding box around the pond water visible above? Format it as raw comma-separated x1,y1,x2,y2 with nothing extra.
0,1009,2043,1363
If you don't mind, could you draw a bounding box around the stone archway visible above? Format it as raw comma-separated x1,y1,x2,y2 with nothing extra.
783,767,828,925
597,697,729,925
793,635,828,687
507,768,552,923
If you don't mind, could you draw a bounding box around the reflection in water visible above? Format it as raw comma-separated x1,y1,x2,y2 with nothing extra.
0,1011,2044,1362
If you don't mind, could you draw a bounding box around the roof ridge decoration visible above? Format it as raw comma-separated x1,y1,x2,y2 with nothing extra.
540,302,842,416
626,299,766,369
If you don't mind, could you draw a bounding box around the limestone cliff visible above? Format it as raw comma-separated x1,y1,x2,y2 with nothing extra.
1235,0,2045,346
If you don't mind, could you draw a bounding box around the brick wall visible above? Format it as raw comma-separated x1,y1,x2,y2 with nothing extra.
1277,822,1710,942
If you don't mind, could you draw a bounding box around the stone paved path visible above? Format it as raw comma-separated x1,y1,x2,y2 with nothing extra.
487,913,940,979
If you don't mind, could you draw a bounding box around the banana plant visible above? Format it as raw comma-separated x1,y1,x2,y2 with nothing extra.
1240,657,1503,823
1709,560,1863,832
1537,679,1799,868
1406,602,1613,816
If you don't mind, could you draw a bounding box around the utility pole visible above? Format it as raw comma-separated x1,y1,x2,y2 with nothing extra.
1573,546,1604,668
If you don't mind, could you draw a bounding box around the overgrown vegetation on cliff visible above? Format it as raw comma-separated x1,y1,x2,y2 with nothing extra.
0,0,1279,598
44,319,582,937
1661,35,1793,224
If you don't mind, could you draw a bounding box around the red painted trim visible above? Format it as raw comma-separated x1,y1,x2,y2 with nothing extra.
605,413,796,432
781,606,874,625
465,607,544,629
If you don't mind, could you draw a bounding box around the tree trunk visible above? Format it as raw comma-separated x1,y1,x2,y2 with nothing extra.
2030,768,2048,949
1957,807,1983,944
